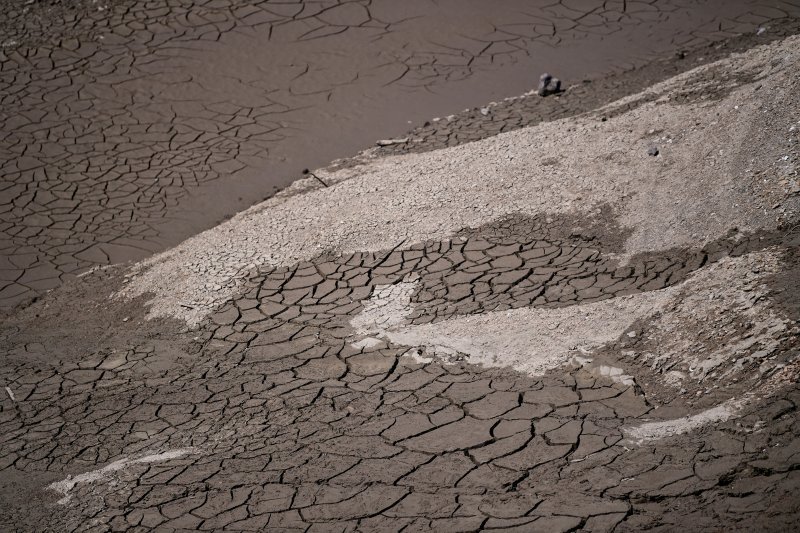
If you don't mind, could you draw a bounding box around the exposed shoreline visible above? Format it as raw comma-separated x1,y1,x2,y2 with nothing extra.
2,3,800,311
1,15,800,532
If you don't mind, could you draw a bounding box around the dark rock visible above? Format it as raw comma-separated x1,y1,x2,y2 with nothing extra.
537,73,562,97
647,146,660,156
537,73,552,96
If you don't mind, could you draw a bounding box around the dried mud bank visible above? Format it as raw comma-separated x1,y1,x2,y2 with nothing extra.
122,35,800,325
1,33,800,533
4,0,800,310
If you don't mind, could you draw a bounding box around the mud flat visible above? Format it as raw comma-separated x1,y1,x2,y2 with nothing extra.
2,26,800,533
3,0,800,309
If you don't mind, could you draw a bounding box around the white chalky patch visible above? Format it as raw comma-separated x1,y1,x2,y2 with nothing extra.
595,365,636,387
349,279,667,376
403,348,434,364
571,357,636,386
350,281,417,337
382,296,664,376
349,251,786,385
624,399,744,444
47,448,194,505
351,337,384,350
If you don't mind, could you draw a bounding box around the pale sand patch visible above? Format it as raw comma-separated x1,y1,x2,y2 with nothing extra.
118,36,800,325
383,293,663,376
349,250,783,380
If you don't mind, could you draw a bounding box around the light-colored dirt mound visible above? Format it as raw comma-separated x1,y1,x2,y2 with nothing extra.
120,35,800,326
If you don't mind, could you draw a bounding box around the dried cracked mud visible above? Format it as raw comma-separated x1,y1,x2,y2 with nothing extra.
3,4,800,533
3,0,800,308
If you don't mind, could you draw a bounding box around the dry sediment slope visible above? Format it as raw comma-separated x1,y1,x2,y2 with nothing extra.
122,34,800,325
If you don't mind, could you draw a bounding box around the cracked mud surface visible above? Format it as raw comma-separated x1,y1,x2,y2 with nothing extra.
3,1,800,309
1,217,799,531
0,32,800,531
2,32,800,532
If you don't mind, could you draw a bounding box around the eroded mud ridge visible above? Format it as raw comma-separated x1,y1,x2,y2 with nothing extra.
2,22,800,533
4,0,800,309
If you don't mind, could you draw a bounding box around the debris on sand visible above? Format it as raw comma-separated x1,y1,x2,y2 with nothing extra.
376,138,409,146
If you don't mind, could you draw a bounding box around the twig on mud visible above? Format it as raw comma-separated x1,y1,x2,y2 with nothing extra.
302,168,328,188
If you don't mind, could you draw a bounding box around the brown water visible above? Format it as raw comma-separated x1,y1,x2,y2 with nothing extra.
1,0,798,307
